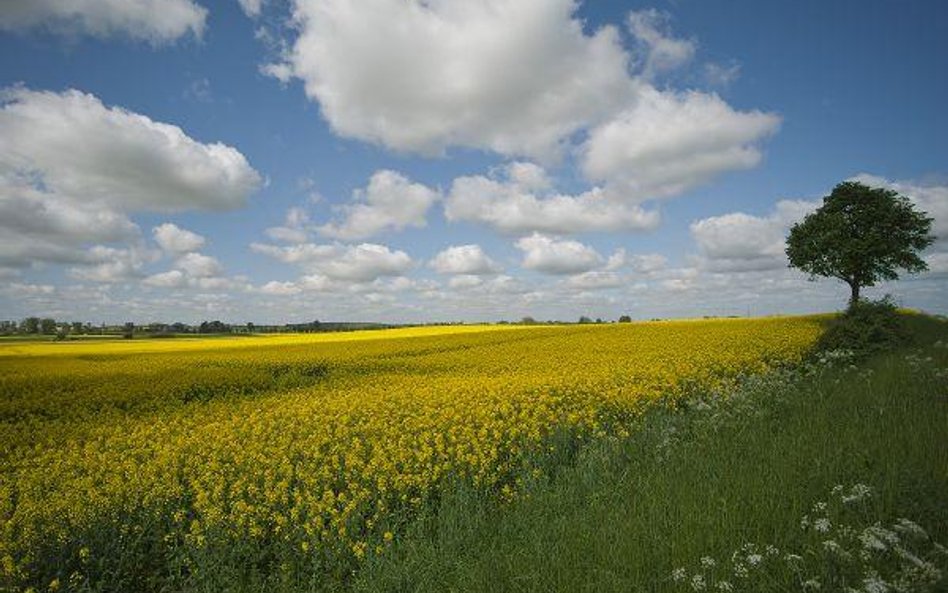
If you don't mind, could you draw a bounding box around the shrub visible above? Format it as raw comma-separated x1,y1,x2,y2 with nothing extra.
817,297,909,358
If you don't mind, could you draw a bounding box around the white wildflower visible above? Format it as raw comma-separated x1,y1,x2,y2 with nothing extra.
733,563,748,579
823,540,853,561
862,574,889,593
672,567,687,582
747,554,763,566
700,556,716,568
803,578,822,590
893,518,927,540
691,574,706,591
842,484,872,504
716,581,733,592
859,530,888,552
814,518,832,533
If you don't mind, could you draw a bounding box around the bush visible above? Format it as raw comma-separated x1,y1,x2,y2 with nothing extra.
817,297,909,358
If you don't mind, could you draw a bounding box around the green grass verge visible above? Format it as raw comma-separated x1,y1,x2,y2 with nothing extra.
352,316,948,592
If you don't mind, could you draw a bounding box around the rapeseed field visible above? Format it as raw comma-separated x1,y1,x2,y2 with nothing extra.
0,317,822,591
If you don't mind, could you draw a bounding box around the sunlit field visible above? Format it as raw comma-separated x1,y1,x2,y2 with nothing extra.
1,317,823,591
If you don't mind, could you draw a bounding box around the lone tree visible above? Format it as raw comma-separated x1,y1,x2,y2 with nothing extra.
786,181,934,308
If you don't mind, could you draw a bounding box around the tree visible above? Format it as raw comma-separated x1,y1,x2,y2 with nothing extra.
786,181,934,308
21,317,40,334
618,315,632,323
40,318,57,335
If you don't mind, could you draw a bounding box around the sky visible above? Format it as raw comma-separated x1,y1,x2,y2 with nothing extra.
0,0,946,324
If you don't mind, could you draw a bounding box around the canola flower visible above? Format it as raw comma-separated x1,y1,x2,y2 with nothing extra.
0,317,822,591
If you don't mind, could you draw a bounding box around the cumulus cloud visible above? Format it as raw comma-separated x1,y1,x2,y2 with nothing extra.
690,200,817,272
68,245,156,283
0,282,56,298
258,280,302,296
143,269,187,288
318,170,440,240
516,233,603,275
0,178,139,266
582,86,780,201
564,270,624,290
252,241,413,282
263,2,780,228
272,0,634,160
266,207,311,244
430,244,500,275
237,0,265,18
153,223,206,254
0,87,261,269
175,252,224,278
0,88,261,213
0,0,206,43
627,9,696,77
445,163,659,234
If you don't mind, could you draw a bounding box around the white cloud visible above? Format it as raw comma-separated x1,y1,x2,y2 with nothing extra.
237,0,265,18
275,0,634,160
258,280,301,296
445,163,659,234
68,245,154,283
923,252,948,275
516,233,602,275
143,269,187,288
627,9,696,77
629,253,668,274
704,61,741,87
581,86,780,201
564,270,623,290
0,87,261,269
1,88,261,213
252,241,413,282
260,62,293,84
318,170,440,240
690,200,817,272
0,282,55,297
174,253,224,278
153,223,206,254
430,244,500,275
0,178,139,266
265,3,779,226
266,206,311,244
0,0,206,43
448,274,485,290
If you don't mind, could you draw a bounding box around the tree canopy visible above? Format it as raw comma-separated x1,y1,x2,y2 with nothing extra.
785,181,934,307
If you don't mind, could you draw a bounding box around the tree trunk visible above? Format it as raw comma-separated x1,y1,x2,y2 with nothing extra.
848,281,860,309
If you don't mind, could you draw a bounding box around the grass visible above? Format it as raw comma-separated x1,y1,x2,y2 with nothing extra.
351,315,948,593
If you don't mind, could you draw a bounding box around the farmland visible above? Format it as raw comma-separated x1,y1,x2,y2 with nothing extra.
0,317,824,591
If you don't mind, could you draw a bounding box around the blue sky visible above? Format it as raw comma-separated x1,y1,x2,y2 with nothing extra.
1,0,946,323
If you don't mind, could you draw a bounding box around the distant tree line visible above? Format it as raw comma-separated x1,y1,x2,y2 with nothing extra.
1,315,645,339
0,318,397,339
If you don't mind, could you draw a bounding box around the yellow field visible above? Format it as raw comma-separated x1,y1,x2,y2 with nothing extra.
0,317,822,590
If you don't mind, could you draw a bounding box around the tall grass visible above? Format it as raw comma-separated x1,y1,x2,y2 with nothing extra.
353,316,948,592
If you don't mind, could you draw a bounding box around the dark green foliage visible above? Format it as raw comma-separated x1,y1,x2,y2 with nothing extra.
786,181,934,306
817,297,910,358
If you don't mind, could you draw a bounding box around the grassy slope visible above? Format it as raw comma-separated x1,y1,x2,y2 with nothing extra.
352,316,948,592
